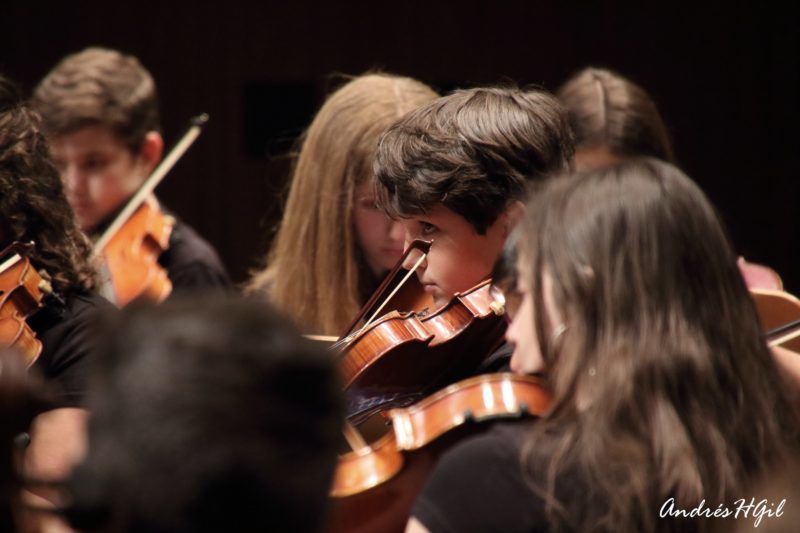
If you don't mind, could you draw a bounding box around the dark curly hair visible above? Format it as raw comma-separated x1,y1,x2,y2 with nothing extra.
0,75,96,296
374,86,574,234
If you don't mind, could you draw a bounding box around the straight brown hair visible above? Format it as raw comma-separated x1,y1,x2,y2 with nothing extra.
247,73,438,335
558,68,675,163
519,159,798,532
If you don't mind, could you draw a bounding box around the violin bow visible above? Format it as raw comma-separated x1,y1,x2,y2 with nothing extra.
766,318,800,347
92,114,209,256
333,239,432,350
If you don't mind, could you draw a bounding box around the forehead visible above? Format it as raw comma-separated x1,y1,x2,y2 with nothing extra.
49,124,130,158
354,179,376,196
399,204,471,227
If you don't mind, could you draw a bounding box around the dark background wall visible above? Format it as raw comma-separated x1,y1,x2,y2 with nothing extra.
2,1,798,290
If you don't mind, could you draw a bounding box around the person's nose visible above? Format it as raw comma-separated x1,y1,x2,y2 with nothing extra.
61,165,87,197
505,312,520,347
388,219,405,247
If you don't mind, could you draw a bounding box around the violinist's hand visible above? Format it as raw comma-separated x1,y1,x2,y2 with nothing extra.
20,407,88,533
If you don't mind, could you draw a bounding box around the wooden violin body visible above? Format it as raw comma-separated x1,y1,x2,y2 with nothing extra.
93,114,208,308
341,279,507,420
751,288,800,351
0,243,49,367
101,197,173,307
328,373,550,533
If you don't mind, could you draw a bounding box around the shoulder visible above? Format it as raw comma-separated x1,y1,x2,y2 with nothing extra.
31,291,113,348
412,420,548,533
31,291,115,407
65,290,116,318
159,214,231,291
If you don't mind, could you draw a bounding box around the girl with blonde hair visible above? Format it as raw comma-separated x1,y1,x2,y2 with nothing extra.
248,73,438,335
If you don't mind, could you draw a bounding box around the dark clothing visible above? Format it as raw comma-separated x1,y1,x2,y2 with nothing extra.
29,291,114,408
476,340,512,373
413,420,582,533
414,419,709,532
158,217,231,296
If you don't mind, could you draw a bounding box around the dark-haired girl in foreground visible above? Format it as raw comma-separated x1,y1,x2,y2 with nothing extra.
407,159,799,533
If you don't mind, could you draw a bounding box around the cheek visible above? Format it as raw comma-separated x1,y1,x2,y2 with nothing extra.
353,209,384,248
87,171,136,215
508,298,544,374
88,178,116,208
425,250,460,287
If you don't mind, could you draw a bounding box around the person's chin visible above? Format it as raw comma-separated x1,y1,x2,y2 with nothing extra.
431,291,451,309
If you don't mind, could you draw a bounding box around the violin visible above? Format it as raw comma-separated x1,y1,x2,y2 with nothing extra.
98,196,174,307
0,242,52,367
327,373,551,533
334,241,508,422
734,258,800,349
92,114,208,307
752,288,800,351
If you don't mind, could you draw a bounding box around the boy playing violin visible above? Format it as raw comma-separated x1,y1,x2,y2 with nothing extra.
344,87,572,421
33,47,230,304
373,86,574,371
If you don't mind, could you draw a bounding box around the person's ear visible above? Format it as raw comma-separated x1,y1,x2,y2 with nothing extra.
502,200,525,237
136,131,164,175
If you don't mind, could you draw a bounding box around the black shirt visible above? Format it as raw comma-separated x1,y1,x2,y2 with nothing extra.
157,217,231,296
476,340,512,373
412,420,589,533
29,291,114,409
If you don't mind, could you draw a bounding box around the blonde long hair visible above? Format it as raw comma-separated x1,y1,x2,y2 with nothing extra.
248,73,437,335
